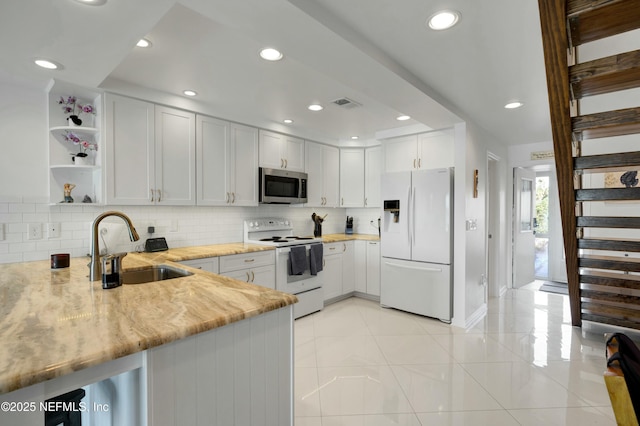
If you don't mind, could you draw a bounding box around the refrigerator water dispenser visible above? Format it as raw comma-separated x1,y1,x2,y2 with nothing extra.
383,200,400,223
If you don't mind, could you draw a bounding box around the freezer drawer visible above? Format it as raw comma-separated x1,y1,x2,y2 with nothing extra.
380,257,451,322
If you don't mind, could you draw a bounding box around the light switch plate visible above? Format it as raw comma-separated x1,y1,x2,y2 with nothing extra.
27,223,42,240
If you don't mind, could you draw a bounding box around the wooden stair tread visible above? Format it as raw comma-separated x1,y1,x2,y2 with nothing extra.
577,216,640,228
579,238,640,252
583,312,640,330
580,255,640,273
581,270,640,288
574,151,640,170
572,107,640,139
576,187,640,201
568,0,640,46
571,50,640,98
582,290,640,303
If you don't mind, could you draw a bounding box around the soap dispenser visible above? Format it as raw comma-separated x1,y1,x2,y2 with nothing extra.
102,252,127,289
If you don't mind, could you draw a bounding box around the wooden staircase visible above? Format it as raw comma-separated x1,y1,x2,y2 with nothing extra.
538,0,640,328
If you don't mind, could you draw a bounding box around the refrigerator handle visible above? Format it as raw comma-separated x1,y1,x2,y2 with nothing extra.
407,185,412,246
412,185,416,246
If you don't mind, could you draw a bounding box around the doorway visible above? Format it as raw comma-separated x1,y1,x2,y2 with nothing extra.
534,173,550,280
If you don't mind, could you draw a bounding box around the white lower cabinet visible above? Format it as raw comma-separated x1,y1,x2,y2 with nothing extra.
147,306,293,426
219,251,275,289
354,241,367,293
322,242,343,301
352,240,380,297
177,257,219,273
366,241,381,296
342,241,355,294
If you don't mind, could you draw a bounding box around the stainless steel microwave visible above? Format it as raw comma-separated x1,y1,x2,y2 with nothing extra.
259,167,308,204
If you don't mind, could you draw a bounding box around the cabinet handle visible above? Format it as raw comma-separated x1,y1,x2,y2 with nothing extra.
341,197,344,206
329,247,336,251
369,242,377,245
251,270,255,282
280,158,284,168
226,192,230,203
246,272,250,282
157,189,162,202
418,158,421,168
364,197,367,206
284,159,288,168
150,189,155,202
343,243,346,252
244,258,255,263
413,159,416,169
232,192,236,203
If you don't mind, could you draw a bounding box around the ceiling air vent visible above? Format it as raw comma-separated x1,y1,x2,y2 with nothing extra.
331,97,362,109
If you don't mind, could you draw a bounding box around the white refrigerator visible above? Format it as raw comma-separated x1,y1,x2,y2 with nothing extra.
380,167,453,322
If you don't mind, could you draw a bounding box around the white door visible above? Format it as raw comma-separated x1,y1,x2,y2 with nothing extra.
513,167,536,287
230,123,258,206
196,115,229,206
323,145,340,207
105,94,155,205
365,146,382,207
305,141,324,206
340,148,365,207
380,171,411,260
155,106,196,205
411,168,452,264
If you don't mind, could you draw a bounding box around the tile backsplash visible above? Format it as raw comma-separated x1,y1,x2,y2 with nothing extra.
0,196,378,264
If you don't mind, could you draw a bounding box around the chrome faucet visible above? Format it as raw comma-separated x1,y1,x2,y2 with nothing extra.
89,211,140,281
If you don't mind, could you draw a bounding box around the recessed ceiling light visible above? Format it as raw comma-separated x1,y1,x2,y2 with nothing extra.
73,0,107,5
427,10,460,30
136,38,152,48
259,48,283,61
183,90,197,97
283,119,294,124
34,59,60,70
396,115,411,121
505,101,524,109
351,136,359,140
308,104,323,111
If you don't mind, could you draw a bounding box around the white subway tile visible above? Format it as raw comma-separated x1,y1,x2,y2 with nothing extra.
9,203,35,213
0,253,23,264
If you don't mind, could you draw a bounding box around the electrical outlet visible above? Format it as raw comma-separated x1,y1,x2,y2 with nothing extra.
0,223,4,241
28,223,42,240
47,222,61,239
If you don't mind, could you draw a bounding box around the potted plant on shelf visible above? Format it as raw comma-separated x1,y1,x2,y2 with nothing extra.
58,96,96,126
63,131,97,165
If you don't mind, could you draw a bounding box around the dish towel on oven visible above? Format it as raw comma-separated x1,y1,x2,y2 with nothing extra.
289,246,307,275
309,244,323,275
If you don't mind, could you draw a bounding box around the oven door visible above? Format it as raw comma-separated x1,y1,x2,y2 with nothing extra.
276,244,322,294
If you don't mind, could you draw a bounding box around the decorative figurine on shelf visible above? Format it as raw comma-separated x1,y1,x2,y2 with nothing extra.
82,195,92,203
62,183,76,203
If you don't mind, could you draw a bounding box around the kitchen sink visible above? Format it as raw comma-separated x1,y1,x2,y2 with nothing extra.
122,265,193,284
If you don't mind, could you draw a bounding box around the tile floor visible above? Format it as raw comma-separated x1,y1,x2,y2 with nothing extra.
294,288,616,425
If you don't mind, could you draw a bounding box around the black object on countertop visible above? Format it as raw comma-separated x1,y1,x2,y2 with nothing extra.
145,237,169,252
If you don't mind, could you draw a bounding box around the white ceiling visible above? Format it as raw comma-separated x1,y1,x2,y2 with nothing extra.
0,0,552,146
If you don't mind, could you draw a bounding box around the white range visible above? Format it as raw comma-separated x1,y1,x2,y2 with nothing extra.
244,218,324,318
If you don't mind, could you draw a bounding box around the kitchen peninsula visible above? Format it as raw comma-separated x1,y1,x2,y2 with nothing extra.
0,244,296,425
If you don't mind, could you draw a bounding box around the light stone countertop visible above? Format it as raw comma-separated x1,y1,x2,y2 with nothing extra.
0,243,294,394
321,233,380,243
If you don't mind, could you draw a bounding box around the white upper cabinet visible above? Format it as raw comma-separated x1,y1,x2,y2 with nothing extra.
383,128,454,172
105,93,155,205
364,146,382,208
339,148,365,208
258,130,305,172
105,95,195,205
154,105,196,205
305,141,339,207
383,134,417,172
197,116,258,206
